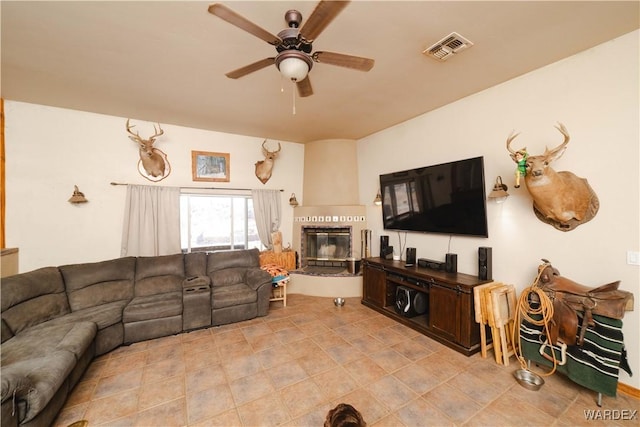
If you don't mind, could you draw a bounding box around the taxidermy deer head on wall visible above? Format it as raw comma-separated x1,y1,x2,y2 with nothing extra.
506,123,599,231
126,119,170,181
255,140,281,184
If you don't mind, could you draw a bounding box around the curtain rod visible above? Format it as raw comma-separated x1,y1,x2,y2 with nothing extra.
109,182,284,192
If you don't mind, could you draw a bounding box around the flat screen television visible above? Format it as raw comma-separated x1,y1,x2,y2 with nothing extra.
379,156,488,237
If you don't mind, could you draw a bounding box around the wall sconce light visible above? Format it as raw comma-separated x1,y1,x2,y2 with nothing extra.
289,193,299,207
68,185,88,204
488,176,509,203
373,190,383,206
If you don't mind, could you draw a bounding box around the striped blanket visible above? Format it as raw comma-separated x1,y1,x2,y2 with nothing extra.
520,313,631,396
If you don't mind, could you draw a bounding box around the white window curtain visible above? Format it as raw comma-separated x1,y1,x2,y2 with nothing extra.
251,189,281,249
121,185,181,256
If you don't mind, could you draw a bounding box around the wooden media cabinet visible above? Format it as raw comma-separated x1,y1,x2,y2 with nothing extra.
362,257,489,356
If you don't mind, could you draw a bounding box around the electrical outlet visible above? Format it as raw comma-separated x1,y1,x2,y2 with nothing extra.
627,251,640,266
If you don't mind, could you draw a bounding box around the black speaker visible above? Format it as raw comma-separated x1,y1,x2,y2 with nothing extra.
445,253,457,273
380,236,389,258
395,286,428,317
381,246,394,260
405,247,416,267
478,247,492,281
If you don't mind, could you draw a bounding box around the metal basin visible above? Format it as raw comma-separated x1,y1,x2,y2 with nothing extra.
513,369,544,391
334,297,345,307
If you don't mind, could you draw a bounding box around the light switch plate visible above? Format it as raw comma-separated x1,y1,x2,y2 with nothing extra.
627,251,640,266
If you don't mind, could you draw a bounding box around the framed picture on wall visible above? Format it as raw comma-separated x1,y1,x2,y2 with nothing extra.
191,151,230,182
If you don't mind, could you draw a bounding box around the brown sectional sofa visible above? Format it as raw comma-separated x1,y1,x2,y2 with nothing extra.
0,248,272,427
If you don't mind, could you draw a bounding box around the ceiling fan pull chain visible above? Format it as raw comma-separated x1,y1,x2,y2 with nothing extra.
292,82,297,115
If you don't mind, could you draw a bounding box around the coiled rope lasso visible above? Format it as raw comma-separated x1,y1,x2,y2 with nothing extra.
512,260,559,376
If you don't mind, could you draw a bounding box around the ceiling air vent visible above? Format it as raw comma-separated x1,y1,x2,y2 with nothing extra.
423,32,473,61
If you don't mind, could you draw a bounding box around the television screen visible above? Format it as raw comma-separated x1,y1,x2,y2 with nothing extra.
380,156,488,237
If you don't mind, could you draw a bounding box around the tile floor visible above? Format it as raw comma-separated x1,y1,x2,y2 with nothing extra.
53,294,639,426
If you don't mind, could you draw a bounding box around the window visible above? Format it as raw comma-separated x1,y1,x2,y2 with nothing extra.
180,193,262,253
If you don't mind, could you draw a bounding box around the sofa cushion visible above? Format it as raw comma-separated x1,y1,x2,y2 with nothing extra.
123,292,183,323
211,284,257,309
1,321,97,366
134,254,185,297
28,301,127,332
2,351,76,424
1,267,70,334
60,257,136,311
210,267,247,288
207,249,262,288
207,248,260,272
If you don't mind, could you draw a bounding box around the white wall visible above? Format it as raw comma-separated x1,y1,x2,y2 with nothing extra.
358,31,639,389
4,102,304,271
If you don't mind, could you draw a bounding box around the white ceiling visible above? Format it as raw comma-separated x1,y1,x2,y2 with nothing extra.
2,1,638,143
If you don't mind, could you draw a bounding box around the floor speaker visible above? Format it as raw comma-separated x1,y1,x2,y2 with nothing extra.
380,236,389,258
445,253,457,273
395,286,428,317
478,247,492,281
405,247,416,266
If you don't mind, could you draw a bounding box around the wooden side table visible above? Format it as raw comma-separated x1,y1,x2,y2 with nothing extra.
270,277,289,307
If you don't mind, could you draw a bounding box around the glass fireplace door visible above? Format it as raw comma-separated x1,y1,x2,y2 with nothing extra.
303,227,351,263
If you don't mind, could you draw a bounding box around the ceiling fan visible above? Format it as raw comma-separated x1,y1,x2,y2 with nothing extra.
208,1,375,97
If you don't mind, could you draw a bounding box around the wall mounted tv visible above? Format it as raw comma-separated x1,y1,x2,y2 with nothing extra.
379,156,488,237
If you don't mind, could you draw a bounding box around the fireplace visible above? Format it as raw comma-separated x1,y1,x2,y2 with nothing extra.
301,226,352,268
292,204,367,277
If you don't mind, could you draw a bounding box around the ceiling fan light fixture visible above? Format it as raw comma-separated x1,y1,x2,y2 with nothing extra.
276,51,313,82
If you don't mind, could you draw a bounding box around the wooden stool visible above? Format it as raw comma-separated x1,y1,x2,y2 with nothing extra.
269,277,289,306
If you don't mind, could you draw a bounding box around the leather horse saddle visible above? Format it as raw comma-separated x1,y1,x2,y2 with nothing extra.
537,261,634,347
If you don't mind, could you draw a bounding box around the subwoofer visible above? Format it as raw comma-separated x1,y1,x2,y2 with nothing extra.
380,236,389,258
395,286,428,317
478,247,492,281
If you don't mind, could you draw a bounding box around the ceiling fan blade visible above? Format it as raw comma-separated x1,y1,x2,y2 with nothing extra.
312,51,374,71
297,77,313,97
299,0,350,42
208,3,281,46
225,58,275,79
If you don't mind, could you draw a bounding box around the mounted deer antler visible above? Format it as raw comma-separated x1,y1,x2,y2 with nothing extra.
506,123,599,231
126,119,169,179
255,140,281,184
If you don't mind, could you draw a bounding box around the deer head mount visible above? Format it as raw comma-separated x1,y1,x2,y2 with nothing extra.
126,119,171,181
255,140,281,184
507,123,599,231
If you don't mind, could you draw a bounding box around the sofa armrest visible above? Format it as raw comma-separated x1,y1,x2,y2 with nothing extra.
182,276,211,289
245,268,272,291
1,369,32,405
1,369,30,427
